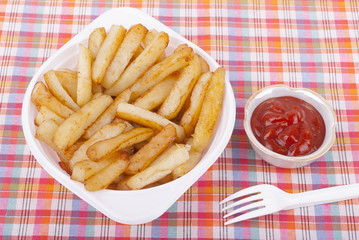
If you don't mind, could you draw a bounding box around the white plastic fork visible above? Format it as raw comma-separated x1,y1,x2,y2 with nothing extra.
220,183,359,225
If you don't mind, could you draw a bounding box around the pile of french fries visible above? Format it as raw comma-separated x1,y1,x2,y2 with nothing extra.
31,23,225,192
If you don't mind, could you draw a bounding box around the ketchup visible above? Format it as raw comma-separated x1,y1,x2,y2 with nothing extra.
250,96,325,156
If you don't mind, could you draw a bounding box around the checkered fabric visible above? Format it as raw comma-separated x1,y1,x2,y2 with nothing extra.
1,0,358,239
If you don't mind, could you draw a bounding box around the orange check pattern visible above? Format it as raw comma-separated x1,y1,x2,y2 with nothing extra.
0,1,359,239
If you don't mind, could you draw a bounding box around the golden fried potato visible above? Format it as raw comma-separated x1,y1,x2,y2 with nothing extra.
104,32,169,96
129,44,193,101
71,157,115,183
125,124,177,175
53,94,113,151
44,70,80,111
84,151,129,191
82,88,131,139
192,67,225,152
126,144,189,190
88,27,106,59
34,105,65,126
92,25,126,84
143,29,166,62
180,71,212,136
31,82,74,118
133,74,177,111
77,44,92,106
157,54,201,119
101,24,148,89
69,122,126,170
116,103,186,142
172,150,202,179
198,54,210,73
86,127,154,161
55,70,77,101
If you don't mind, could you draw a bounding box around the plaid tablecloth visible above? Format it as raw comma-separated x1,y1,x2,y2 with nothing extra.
1,1,359,239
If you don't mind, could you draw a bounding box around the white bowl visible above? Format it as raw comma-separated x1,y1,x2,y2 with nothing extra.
21,7,236,224
244,85,336,169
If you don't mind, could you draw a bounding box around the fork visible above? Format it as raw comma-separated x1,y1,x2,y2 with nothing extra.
220,183,359,225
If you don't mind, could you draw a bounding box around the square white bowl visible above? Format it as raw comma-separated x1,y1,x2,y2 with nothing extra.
21,7,236,224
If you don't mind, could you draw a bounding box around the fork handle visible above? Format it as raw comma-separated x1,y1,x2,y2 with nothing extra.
284,183,359,210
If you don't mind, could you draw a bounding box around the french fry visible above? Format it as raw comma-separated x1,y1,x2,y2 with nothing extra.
71,158,115,183
35,119,60,151
34,105,65,126
126,144,189,190
92,25,127,84
53,94,113,151
192,67,225,152
55,70,77,101
44,70,80,111
129,44,193,101
82,88,131,139
88,27,106,59
180,72,212,136
158,54,201,119
172,150,202,179
125,124,177,175
87,127,154,161
116,103,186,142
84,151,129,191
77,44,92,106
101,24,148,89
104,32,169,96
198,54,210,73
35,119,69,168
31,82,74,118
143,29,166,62
116,176,131,190
133,74,177,111
69,122,127,170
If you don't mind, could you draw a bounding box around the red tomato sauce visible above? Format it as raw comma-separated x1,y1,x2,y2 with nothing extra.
250,96,325,156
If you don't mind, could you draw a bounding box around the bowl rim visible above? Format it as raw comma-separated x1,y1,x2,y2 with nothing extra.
21,7,236,224
244,84,336,162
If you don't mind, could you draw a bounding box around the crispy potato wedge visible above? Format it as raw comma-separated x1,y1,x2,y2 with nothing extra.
129,44,193,101
77,44,92,106
53,94,113,151
31,82,74,118
172,150,202,179
82,88,131,139
192,67,225,152
125,124,177,175
88,27,106,59
69,122,126,170
44,70,80,111
102,24,148,89
104,32,169,96
87,127,154,161
157,54,201,119
133,74,177,111
180,72,212,136
126,144,189,190
71,157,115,183
55,70,77,101
116,103,186,142
34,105,65,126
143,29,166,62
84,151,129,191
92,25,126,84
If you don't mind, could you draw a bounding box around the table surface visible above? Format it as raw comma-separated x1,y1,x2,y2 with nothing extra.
1,1,359,239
